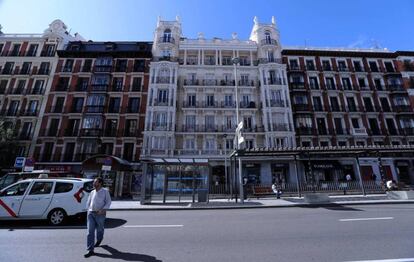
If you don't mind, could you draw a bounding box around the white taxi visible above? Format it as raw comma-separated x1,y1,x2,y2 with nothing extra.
0,178,93,225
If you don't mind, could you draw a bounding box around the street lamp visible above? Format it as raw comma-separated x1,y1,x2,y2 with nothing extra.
232,57,244,204
223,134,228,193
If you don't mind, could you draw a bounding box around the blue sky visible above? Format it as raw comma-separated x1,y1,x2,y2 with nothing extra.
0,0,413,51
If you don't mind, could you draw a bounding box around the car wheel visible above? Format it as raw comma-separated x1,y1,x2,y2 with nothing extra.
48,209,66,226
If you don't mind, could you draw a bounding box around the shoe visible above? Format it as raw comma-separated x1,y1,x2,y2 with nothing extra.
84,250,94,258
94,240,102,247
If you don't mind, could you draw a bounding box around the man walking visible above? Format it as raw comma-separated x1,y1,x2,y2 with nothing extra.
84,177,111,258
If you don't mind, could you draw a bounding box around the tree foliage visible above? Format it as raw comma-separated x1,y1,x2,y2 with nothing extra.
0,119,19,170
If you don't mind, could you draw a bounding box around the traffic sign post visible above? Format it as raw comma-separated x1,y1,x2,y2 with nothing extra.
14,157,26,169
23,157,35,172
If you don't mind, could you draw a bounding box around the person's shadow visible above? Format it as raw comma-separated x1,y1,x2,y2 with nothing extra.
94,245,162,262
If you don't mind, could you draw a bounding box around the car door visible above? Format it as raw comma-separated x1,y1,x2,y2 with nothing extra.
19,181,54,218
0,181,31,218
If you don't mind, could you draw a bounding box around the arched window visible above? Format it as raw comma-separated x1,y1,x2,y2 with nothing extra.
163,29,172,42
264,31,271,44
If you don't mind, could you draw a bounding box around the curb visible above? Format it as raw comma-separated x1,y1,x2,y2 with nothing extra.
108,200,414,211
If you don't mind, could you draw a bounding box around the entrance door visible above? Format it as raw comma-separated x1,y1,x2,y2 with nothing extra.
19,181,54,217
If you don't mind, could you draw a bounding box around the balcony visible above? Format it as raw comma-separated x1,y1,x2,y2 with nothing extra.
393,105,411,113
159,37,175,44
79,129,102,137
220,80,234,86
107,107,120,113
203,79,217,86
90,84,109,92
269,100,285,107
333,128,348,135
239,101,256,109
313,105,325,111
61,67,72,73
103,129,118,137
70,106,83,113
37,68,49,75
94,65,112,73
387,128,399,136
258,58,283,64
50,106,64,113
330,105,345,112
306,65,316,71
204,59,216,66
351,127,368,136
153,99,169,106
40,50,55,57
121,129,139,137
75,85,88,92
293,104,310,111
239,80,255,87
64,129,79,137
402,128,414,136
272,123,290,131
183,79,199,86
21,110,38,116
368,129,382,136
155,77,171,84
290,82,305,89
151,123,171,132
268,78,283,85
295,127,315,135
388,84,405,92
85,105,105,113
260,39,277,45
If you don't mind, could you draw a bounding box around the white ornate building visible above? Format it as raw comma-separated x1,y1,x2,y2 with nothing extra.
142,16,295,188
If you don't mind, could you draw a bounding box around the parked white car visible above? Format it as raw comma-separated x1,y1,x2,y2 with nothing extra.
0,178,93,225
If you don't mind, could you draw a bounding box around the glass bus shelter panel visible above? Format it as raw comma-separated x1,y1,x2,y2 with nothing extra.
166,165,181,202
150,165,166,201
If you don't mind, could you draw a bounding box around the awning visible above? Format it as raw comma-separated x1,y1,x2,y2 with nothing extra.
82,155,133,172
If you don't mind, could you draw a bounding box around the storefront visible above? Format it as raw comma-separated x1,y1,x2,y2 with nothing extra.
81,155,135,198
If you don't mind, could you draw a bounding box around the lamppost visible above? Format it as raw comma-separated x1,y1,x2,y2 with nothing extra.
232,57,244,204
223,134,228,193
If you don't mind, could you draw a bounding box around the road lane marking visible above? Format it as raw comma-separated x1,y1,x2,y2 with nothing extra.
123,225,183,228
344,258,414,262
339,217,394,222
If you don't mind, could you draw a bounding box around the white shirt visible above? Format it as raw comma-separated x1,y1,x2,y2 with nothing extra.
87,188,111,212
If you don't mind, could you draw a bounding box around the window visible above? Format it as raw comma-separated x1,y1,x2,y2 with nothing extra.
82,116,102,129
108,97,120,113
53,97,65,113
115,59,127,72
62,59,74,72
369,61,379,72
188,94,196,107
322,60,331,71
82,59,92,72
54,182,74,193
32,80,45,94
123,143,134,161
63,143,75,161
306,60,315,70
7,100,19,116
363,97,374,111
27,44,38,56
14,80,26,94
374,79,383,90
38,62,50,74
205,115,215,130
264,31,271,44
157,90,168,104
358,78,366,88
105,119,118,136
185,115,196,129
42,44,55,56
48,119,60,136
71,97,84,113
342,78,352,90
334,118,344,134
346,97,357,111
21,62,31,74
384,62,394,72
101,143,114,155
330,97,340,111
325,77,335,90
0,80,8,94
309,77,319,89
3,62,14,74
127,98,140,113
125,119,137,136
185,139,195,149
27,100,38,114
338,61,347,71
351,118,360,128
289,59,299,70
163,29,172,42
131,77,142,91
133,59,145,72
29,182,53,195
11,44,21,56
206,95,215,107
224,95,233,107
353,61,363,72
0,182,30,197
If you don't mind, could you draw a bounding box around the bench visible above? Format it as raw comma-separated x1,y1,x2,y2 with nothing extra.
252,186,275,198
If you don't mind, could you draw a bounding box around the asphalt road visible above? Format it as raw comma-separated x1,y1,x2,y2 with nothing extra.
0,204,413,262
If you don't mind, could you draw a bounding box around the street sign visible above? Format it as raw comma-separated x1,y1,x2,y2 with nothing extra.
14,157,26,168
236,121,244,133
25,157,35,167
102,165,112,171
24,166,34,172
238,136,245,145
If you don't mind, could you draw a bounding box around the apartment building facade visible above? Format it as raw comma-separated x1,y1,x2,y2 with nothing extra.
0,20,82,171
33,41,152,197
141,17,296,201
283,48,414,186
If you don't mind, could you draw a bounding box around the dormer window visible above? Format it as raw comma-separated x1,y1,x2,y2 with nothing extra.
163,29,172,43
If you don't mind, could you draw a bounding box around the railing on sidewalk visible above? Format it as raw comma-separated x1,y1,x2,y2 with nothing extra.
207,181,384,197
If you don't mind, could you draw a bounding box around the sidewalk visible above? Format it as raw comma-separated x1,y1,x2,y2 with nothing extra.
109,194,414,211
